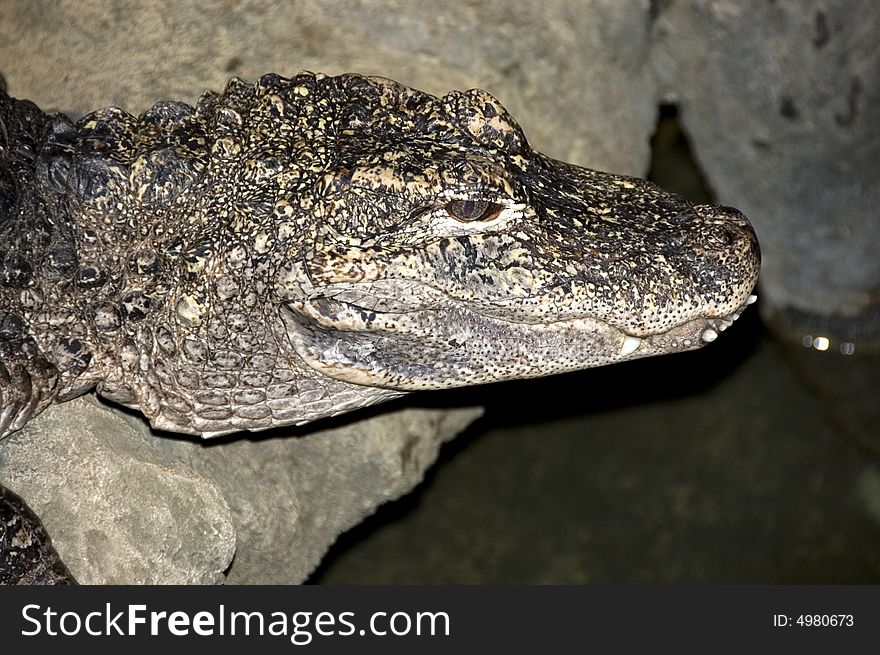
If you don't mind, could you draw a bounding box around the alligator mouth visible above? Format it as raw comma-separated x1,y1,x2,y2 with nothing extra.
280,284,759,390
695,293,758,343
608,292,758,358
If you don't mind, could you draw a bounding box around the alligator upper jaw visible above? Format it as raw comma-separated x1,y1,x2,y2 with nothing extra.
279,290,758,391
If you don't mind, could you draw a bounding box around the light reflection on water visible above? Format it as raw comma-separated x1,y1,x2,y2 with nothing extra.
801,334,856,355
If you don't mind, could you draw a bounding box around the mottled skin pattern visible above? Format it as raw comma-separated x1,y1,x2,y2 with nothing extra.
0,72,760,584
0,486,75,584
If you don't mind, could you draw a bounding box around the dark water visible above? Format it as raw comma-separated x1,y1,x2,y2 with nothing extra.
309,106,880,584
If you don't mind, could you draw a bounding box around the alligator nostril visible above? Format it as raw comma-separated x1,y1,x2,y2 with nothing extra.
715,224,737,248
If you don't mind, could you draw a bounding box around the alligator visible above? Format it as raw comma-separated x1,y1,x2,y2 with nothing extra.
0,71,760,584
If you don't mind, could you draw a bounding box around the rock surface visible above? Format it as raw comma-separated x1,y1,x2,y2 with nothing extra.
0,397,237,584
0,397,480,583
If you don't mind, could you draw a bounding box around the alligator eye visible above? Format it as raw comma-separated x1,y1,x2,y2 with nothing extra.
444,199,503,222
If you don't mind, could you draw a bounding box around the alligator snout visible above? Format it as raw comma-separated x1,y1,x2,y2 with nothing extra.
628,202,761,336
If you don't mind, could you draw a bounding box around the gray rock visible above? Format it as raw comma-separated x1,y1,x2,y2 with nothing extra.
0,396,236,584
653,0,880,336
187,405,482,584
0,397,481,583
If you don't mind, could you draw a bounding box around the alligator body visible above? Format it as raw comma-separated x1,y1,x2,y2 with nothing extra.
0,72,760,584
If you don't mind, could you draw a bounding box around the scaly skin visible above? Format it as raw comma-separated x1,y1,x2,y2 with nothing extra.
0,72,760,584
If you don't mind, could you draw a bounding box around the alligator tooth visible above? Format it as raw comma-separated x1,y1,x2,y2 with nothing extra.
718,318,733,331
701,328,719,343
620,335,642,356
732,313,740,321
747,294,757,305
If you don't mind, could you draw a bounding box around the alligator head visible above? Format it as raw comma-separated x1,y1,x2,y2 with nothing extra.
0,72,760,437
278,75,761,390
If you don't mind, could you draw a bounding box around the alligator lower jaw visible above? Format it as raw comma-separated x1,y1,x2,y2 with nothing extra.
279,293,758,391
